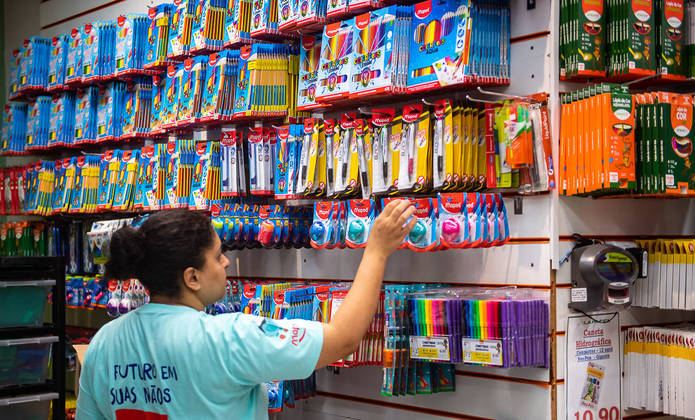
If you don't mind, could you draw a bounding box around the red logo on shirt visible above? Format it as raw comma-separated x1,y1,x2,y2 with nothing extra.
291,326,306,346
116,409,168,419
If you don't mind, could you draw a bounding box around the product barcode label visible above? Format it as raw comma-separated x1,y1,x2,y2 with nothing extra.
409,336,450,361
609,172,618,183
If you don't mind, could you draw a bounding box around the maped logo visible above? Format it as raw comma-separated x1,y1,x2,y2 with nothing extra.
209,53,219,66
144,145,155,158
414,0,432,19
413,199,431,217
240,46,251,60
167,141,176,154
350,200,371,217
442,194,463,213
210,204,221,216
167,65,176,78
243,284,257,298
325,22,341,38
118,15,127,27
324,119,335,135
84,23,92,34
274,291,285,305
302,36,316,50
148,7,158,19
402,105,423,123
304,118,316,134
434,100,448,118
104,150,114,161
316,202,332,219
71,28,79,39
355,13,370,29
278,126,289,140
372,111,393,126
63,158,71,169
52,37,59,46
184,59,193,71
249,128,263,142
123,151,132,161
291,326,306,346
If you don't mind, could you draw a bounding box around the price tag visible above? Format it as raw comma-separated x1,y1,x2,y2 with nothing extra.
409,336,450,361
462,338,503,366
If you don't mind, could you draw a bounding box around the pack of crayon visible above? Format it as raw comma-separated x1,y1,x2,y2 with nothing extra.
47,35,68,92
19,36,50,91
224,0,252,46
74,87,99,145
0,103,28,156
317,19,354,102
8,49,21,100
162,64,184,128
65,28,84,85
350,6,411,97
82,21,116,82
48,91,76,148
145,3,177,70
97,82,126,142
150,75,166,135
115,14,149,76
24,97,51,152
121,77,153,139
177,56,206,125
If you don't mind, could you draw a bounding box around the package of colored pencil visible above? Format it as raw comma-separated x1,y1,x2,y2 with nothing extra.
82,21,115,82
278,0,297,30
19,36,50,91
295,0,327,29
47,35,68,92
65,28,84,86
96,81,126,142
121,77,153,139
0,103,28,156
74,86,99,145
48,91,76,149
317,19,354,102
24,97,50,152
251,0,281,39
191,0,227,53
177,56,206,125
200,51,232,121
150,75,166,136
162,64,184,129
115,14,149,76
145,3,176,70
168,0,196,60
224,0,252,46
8,49,22,100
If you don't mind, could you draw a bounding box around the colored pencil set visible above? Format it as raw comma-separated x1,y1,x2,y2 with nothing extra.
81,21,117,82
115,14,150,77
212,203,312,249
190,0,228,53
96,82,127,142
0,103,28,156
561,0,693,81
0,222,49,257
224,0,253,46
145,4,177,70
47,35,69,92
120,77,153,139
47,92,77,149
382,284,456,397
559,84,695,197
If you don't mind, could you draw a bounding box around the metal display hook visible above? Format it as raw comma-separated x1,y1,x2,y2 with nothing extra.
465,94,498,105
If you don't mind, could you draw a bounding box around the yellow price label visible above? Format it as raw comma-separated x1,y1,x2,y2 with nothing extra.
417,348,441,359
470,352,492,363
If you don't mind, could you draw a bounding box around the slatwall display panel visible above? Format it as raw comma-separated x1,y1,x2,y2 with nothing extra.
278,367,551,420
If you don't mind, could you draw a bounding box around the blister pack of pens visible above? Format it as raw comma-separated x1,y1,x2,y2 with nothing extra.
74,87,99,145
65,28,84,86
18,36,50,92
0,103,28,156
121,77,153,139
223,0,252,46
274,124,302,199
247,125,277,196
190,0,227,53
48,91,76,148
115,14,148,76
145,3,177,70
295,118,327,197
24,97,51,152
82,21,116,82
47,35,68,92
221,125,247,197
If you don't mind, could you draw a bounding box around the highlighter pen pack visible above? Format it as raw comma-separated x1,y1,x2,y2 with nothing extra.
317,19,354,102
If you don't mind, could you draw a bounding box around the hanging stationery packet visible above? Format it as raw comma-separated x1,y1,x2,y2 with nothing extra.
48,35,68,91
323,119,339,197
97,150,122,211
407,0,471,92
298,35,323,111
350,7,398,97
380,197,409,249
437,192,469,248
65,29,83,85
275,125,296,199
8,49,21,98
81,23,102,82
663,94,695,195
310,201,334,248
432,99,454,191
74,87,98,145
295,0,325,28
399,104,431,193
345,198,376,248
162,65,183,128
200,51,226,120
97,83,115,141
317,19,354,102
353,119,372,198
406,197,438,251
189,141,213,210
145,3,175,69
463,192,483,248
278,0,297,30
111,150,139,211
495,193,510,245
480,194,499,248
659,0,686,80
224,0,250,46
115,14,144,75
133,146,153,210
58,158,77,213
177,56,206,124
369,108,397,195
150,75,166,135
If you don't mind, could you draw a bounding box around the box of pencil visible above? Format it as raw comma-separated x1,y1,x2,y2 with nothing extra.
97,150,122,211
47,35,68,92
350,7,400,97
177,56,206,125
121,77,153,139
295,0,327,29
201,51,231,121
406,0,470,92
327,0,349,19
298,35,323,110
162,65,184,128
74,87,98,145
65,28,83,86
224,0,252,46
25,97,50,152
8,49,21,100
111,150,139,211
150,75,166,135
278,0,297,30
145,3,176,70
168,0,195,60
1,103,28,155
191,0,226,53
317,19,354,102
134,145,160,211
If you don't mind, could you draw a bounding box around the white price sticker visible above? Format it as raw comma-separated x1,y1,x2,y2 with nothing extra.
462,338,503,366
409,336,450,361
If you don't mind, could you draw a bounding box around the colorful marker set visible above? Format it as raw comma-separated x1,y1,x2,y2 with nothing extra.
561,0,690,81
212,202,312,249
407,289,549,368
0,103,28,155
382,284,456,397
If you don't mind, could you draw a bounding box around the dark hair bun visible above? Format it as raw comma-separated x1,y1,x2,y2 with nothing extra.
105,225,146,281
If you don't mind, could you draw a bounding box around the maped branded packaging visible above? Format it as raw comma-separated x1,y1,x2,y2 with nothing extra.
317,19,354,102
437,192,468,248
345,198,376,248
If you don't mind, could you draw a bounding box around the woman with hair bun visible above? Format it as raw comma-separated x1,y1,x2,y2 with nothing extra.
77,201,415,420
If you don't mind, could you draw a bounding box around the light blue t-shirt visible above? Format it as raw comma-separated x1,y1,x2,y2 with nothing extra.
76,303,323,420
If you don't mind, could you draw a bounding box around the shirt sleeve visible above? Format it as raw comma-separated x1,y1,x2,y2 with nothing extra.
214,314,324,385
76,349,108,420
